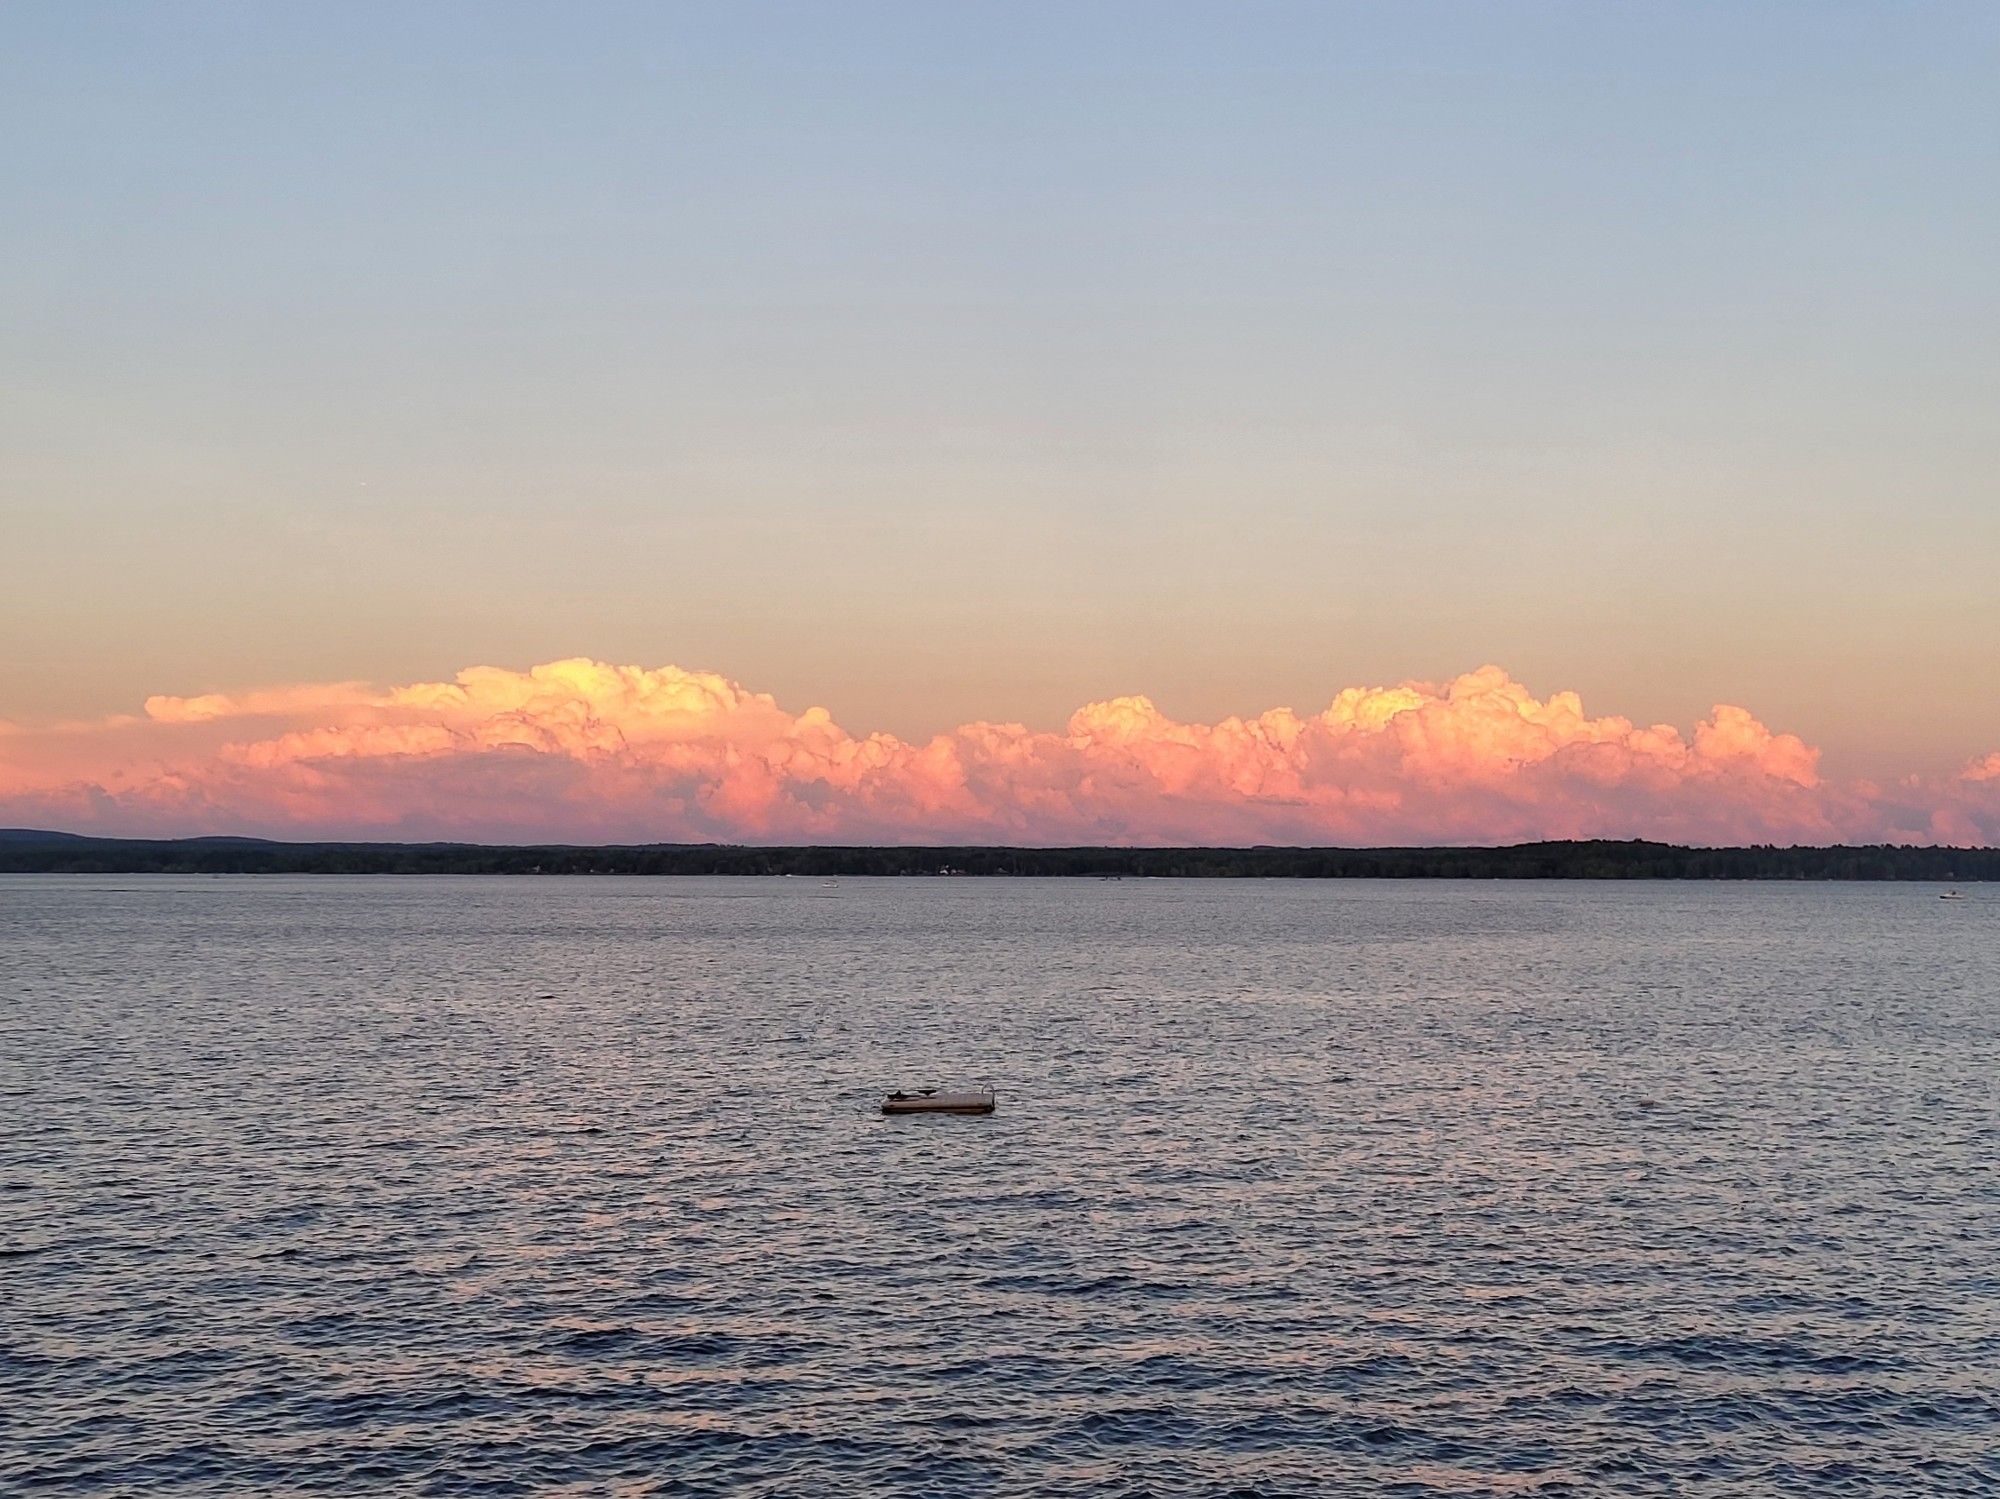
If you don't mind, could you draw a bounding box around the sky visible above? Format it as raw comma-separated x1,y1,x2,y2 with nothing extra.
3,2,1997,844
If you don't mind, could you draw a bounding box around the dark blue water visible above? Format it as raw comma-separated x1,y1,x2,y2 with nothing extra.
5,876,1997,1495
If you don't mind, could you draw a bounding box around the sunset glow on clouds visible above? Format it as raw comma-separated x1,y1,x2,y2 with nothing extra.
3,658,1998,846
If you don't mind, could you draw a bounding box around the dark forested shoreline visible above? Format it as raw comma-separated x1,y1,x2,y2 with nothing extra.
1,831,1996,880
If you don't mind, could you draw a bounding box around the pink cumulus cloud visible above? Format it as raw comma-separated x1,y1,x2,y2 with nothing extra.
2,658,1996,845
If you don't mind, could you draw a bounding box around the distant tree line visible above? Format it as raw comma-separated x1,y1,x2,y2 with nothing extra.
1,831,1996,880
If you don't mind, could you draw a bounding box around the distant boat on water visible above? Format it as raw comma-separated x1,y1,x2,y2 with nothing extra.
1940,890,1966,900
882,1088,995,1116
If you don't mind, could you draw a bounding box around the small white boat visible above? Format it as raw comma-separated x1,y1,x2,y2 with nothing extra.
1940,889,1966,901
881,1088,995,1116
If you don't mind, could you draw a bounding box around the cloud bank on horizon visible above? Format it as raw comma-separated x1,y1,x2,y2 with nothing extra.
3,658,1996,846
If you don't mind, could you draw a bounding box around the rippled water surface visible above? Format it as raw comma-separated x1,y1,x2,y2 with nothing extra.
5,875,1998,1495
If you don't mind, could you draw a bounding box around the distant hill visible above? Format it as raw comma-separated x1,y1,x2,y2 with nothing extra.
0,832,1995,879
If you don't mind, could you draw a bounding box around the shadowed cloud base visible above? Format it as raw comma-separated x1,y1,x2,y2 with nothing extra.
3,659,1996,846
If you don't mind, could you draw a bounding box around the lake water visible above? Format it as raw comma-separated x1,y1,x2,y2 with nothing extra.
4,876,1997,1495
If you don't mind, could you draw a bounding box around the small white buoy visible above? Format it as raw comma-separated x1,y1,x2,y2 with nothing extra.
881,1088,995,1116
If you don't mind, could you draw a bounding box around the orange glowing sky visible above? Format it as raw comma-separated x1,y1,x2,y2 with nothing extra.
5,5,1998,830
4,658,1997,846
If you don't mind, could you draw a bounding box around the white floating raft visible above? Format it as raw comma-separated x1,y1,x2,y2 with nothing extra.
881,1088,995,1116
